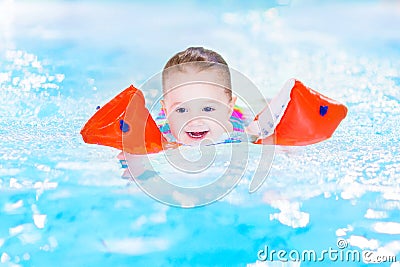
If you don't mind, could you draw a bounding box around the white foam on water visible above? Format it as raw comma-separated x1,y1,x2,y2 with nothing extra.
373,222,400,235
4,199,23,213
383,192,400,201
267,200,309,228
32,214,46,229
364,209,388,219
9,224,24,236
335,229,346,237
348,235,379,250
1,252,10,263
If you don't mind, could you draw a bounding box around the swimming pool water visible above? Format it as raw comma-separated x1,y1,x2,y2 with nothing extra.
1,1,400,266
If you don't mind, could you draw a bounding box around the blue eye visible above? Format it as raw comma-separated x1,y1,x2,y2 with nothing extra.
203,106,215,112
175,107,187,113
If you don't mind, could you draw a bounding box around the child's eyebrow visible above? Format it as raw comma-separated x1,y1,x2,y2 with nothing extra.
170,102,183,109
202,100,220,105
170,99,226,108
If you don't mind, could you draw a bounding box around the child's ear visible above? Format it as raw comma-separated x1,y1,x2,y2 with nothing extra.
229,95,237,112
231,95,237,106
160,99,166,114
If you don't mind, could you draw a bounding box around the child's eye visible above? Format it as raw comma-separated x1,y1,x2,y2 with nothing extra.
175,107,188,113
202,106,215,112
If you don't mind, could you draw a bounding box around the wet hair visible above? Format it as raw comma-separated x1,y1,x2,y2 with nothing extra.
164,47,228,68
162,47,232,100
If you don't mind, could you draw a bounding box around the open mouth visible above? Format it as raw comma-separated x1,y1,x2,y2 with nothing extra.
186,131,209,139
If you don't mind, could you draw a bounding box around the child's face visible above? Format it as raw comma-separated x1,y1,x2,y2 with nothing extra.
161,70,235,145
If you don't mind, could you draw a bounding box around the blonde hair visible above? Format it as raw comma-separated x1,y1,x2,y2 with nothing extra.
162,47,232,100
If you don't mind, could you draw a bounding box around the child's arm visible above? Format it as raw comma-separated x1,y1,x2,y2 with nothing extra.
245,79,293,142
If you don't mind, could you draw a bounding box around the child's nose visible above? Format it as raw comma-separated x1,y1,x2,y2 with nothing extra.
186,118,205,127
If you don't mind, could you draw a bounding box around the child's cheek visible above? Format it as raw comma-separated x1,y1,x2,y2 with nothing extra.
169,119,185,140
173,114,190,128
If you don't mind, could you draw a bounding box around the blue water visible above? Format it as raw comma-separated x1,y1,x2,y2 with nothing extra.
1,1,400,266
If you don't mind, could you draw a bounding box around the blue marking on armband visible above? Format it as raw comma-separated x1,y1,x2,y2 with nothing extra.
119,120,130,133
319,105,328,116
120,160,127,169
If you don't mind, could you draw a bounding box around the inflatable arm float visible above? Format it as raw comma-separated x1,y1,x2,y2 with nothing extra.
80,79,347,154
